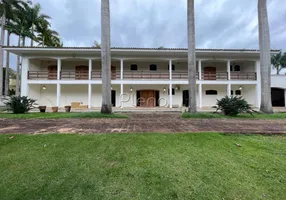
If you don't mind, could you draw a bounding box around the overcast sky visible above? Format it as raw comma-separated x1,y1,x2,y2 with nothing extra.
7,0,286,69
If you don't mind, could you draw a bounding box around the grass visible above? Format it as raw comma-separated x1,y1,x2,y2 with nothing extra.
0,112,128,119
182,112,286,119
0,133,285,200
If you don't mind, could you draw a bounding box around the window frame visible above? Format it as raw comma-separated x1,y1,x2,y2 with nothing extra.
150,64,157,71
205,90,218,95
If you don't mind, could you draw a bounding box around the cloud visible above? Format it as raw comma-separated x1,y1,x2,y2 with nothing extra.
5,0,286,69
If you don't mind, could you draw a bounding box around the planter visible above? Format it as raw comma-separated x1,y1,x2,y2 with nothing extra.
64,106,71,113
52,106,58,113
38,106,47,113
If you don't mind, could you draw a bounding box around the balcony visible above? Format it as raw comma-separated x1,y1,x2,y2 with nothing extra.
27,71,257,81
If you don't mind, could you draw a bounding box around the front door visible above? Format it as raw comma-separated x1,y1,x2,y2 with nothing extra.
204,67,216,80
111,66,116,80
48,65,57,80
183,90,189,107
138,90,158,107
75,66,88,80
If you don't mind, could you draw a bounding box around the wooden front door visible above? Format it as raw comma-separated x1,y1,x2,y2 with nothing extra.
138,90,156,107
111,66,116,80
48,65,57,80
204,67,216,80
75,66,88,79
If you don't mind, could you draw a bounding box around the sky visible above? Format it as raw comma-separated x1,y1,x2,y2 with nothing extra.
7,0,286,69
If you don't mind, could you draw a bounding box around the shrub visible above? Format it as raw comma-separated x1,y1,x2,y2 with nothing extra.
4,96,36,114
214,96,256,116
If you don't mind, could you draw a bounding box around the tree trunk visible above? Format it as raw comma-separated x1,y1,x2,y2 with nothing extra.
100,0,112,114
30,25,34,47
258,0,273,113
16,36,21,96
0,13,6,96
187,0,197,113
4,31,11,96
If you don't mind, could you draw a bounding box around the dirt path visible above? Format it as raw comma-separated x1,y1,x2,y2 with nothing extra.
0,113,285,134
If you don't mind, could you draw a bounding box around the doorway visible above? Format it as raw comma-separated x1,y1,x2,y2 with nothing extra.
271,88,285,107
137,90,159,107
48,65,57,80
183,90,189,107
204,67,216,80
111,90,116,107
111,66,116,80
75,65,88,80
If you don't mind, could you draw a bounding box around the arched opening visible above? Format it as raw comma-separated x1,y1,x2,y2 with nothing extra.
271,88,285,107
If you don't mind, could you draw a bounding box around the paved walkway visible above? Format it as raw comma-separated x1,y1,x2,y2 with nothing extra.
0,113,286,134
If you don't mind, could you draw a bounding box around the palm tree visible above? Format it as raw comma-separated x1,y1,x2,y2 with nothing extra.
4,26,11,96
187,0,197,113
100,0,112,114
26,2,50,46
258,0,273,113
35,19,61,47
271,51,286,74
0,0,28,95
6,7,32,95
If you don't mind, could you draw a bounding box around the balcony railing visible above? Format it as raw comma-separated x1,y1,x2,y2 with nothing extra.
27,71,257,81
61,71,89,80
231,72,257,80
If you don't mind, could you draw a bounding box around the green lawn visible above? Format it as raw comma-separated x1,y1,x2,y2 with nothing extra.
182,112,286,119
0,112,127,119
0,133,285,200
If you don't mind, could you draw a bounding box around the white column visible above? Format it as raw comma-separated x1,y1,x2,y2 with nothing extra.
21,57,29,96
256,61,261,107
120,84,124,107
89,59,92,80
227,84,231,96
57,58,61,80
88,84,92,108
169,60,172,80
120,59,124,80
227,60,231,80
169,83,172,108
56,84,61,107
199,84,202,108
198,60,202,80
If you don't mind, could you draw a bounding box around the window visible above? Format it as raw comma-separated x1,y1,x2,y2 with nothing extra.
168,64,175,71
150,64,157,71
168,88,175,95
231,64,241,71
130,64,138,71
235,90,242,95
206,90,218,95
231,90,234,95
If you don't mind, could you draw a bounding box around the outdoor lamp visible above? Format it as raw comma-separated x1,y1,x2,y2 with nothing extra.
239,86,242,90
163,87,166,92
130,87,133,92
42,85,46,90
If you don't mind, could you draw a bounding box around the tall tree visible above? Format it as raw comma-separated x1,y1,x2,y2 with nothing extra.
0,0,28,95
100,0,112,114
26,2,50,46
271,51,286,74
187,0,197,113
4,28,10,95
258,0,273,113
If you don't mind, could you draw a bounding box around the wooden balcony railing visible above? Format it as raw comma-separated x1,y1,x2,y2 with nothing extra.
202,72,228,80
231,72,257,80
61,71,89,80
27,71,257,81
28,71,57,80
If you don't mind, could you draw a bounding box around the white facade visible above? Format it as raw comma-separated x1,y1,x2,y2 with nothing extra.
5,47,281,109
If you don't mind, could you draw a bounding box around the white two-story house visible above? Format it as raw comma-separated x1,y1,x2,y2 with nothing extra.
4,47,281,109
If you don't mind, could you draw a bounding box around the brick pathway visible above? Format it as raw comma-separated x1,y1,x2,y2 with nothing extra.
0,113,285,134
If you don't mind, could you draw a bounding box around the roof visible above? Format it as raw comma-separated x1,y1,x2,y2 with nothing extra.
3,46,281,52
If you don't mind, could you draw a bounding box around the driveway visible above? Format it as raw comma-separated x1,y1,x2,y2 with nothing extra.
0,113,285,134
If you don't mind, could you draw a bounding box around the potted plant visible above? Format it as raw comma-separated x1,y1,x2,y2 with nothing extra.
52,106,58,113
64,106,71,112
38,106,47,113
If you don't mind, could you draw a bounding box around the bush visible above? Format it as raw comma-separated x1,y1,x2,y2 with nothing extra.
214,96,256,116
4,96,36,114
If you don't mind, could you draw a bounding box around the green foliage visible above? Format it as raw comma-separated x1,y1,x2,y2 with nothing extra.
271,51,286,74
214,96,256,116
4,96,36,114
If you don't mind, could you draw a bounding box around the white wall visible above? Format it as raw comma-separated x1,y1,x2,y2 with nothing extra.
231,85,256,106
271,75,286,89
60,85,88,106
28,84,57,107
